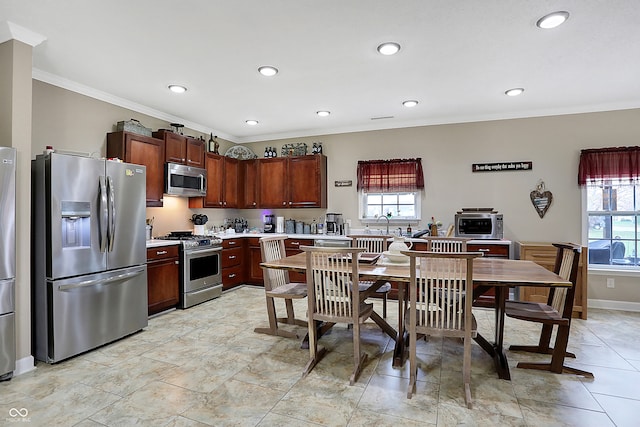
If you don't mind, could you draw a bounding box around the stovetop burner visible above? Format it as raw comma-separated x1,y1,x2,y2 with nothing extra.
158,231,222,248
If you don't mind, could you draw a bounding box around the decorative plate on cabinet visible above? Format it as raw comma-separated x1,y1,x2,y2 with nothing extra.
224,145,258,160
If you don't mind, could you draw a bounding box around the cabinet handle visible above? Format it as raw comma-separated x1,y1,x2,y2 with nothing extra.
229,255,236,259
229,241,236,246
223,201,227,206
219,202,223,205
229,273,236,278
156,250,167,255
290,241,300,246
175,260,179,265
253,202,256,206
282,202,286,205
477,248,490,252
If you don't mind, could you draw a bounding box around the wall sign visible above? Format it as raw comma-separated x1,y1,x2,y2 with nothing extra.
334,180,352,187
472,161,533,172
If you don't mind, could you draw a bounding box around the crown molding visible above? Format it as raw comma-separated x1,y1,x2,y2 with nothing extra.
31,68,236,143
0,21,46,46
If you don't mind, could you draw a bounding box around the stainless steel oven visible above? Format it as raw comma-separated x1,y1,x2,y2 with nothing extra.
181,244,222,308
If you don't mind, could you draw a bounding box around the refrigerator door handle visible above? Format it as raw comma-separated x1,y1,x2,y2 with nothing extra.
57,267,145,291
107,176,116,252
98,176,108,252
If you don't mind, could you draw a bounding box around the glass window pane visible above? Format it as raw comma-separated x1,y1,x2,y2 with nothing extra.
615,185,635,211
587,185,605,211
382,205,397,216
612,216,635,240
382,194,397,204
367,194,382,204
367,206,381,218
588,215,606,240
398,194,414,204
397,205,415,217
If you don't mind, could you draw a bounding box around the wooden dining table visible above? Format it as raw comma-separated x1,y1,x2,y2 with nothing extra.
261,252,571,380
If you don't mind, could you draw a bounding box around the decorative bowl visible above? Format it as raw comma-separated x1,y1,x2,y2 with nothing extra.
382,251,408,263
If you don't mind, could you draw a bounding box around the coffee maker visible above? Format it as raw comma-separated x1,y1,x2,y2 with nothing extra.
325,213,344,235
263,214,275,233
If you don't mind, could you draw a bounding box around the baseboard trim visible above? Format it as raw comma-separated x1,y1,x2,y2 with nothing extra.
13,355,36,377
588,299,640,312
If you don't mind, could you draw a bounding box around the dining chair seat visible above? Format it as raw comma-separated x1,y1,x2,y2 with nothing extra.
255,236,308,339
505,242,593,378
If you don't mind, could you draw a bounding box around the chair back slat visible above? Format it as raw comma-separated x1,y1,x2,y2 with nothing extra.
304,246,364,321
422,237,470,253
260,236,290,291
550,247,576,312
348,235,391,253
413,254,473,330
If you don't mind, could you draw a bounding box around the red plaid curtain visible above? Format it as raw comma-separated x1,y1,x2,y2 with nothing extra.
357,158,424,192
578,146,640,185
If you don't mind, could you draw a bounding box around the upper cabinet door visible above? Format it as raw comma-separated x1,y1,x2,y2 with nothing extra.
288,155,327,208
204,153,224,207
241,159,258,208
223,157,239,208
257,158,287,208
164,132,187,164
186,137,205,168
106,131,165,207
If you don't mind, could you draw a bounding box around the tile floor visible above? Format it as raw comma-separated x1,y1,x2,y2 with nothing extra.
2,285,640,426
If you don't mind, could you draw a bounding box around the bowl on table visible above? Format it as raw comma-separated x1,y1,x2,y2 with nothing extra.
382,251,408,263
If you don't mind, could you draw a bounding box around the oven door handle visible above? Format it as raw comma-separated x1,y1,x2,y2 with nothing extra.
185,247,222,257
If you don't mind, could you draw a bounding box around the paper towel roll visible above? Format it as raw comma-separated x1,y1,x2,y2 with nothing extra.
276,216,285,233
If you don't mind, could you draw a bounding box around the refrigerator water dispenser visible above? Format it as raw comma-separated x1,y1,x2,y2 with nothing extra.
61,201,91,248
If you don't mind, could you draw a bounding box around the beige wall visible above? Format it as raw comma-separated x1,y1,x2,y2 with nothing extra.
18,81,640,369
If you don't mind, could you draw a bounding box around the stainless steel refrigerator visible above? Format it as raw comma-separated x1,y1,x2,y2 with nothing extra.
0,147,16,379
32,153,148,363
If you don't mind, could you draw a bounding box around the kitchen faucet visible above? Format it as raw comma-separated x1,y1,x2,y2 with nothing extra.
376,215,390,235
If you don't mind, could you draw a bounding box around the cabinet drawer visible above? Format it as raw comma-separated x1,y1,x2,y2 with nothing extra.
222,247,243,268
223,265,244,288
146,245,179,261
468,243,509,258
285,238,314,251
246,237,261,248
222,238,243,249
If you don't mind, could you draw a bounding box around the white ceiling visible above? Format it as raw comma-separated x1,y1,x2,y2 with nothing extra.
3,0,640,143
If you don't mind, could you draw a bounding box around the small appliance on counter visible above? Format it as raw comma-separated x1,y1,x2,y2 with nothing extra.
263,215,275,233
454,208,503,240
276,216,285,233
326,213,344,235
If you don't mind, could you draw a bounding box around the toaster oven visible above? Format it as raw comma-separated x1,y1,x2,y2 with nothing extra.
455,211,503,240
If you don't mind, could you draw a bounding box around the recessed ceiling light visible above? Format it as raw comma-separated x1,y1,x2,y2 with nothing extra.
505,88,525,97
377,42,401,55
316,111,330,117
402,100,419,107
245,120,259,126
258,66,278,77
168,84,187,93
536,11,569,29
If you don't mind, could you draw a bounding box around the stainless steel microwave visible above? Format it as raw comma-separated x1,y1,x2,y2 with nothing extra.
455,213,503,240
165,162,207,197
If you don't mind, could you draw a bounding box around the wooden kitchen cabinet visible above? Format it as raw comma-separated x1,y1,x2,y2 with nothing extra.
467,242,511,308
189,153,239,208
240,159,258,208
153,130,205,168
222,238,244,289
246,238,264,285
285,238,313,283
106,131,165,207
517,242,588,319
146,245,180,315
257,155,327,208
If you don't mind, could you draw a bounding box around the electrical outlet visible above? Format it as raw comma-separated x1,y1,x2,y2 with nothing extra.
346,219,352,227
606,278,615,288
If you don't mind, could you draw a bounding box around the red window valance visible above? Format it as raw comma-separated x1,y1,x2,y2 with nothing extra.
578,146,640,185
357,158,424,192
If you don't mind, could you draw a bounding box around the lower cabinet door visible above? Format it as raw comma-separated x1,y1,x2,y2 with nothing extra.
147,258,180,315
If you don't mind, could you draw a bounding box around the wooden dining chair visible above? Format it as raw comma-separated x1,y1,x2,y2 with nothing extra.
301,246,373,385
505,242,593,377
421,236,470,252
254,236,307,339
348,234,393,318
403,250,482,408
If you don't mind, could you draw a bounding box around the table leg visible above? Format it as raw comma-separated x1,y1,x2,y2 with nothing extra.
473,285,511,380
393,282,407,367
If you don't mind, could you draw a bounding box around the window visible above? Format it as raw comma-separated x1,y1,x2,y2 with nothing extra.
579,147,640,268
357,158,424,221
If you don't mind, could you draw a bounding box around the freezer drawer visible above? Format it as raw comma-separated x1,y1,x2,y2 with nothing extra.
0,312,15,378
37,265,148,363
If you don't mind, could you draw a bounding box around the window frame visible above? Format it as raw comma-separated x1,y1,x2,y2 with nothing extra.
359,190,422,224
582,181,640,273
